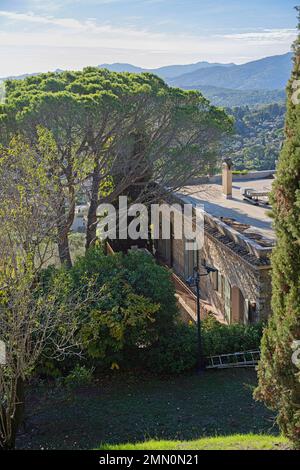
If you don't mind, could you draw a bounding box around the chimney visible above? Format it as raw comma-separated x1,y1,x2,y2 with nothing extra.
222,158,233,199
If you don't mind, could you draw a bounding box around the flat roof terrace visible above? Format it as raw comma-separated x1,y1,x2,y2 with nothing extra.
178,178,275,243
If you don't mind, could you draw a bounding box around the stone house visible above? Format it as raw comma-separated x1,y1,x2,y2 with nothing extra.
155,163,275,325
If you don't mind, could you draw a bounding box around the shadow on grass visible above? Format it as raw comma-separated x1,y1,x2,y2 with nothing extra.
17,369,278,450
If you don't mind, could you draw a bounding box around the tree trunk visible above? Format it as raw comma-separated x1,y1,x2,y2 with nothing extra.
0,420,15,450
57,231,72,269
56,191,74,269
0,378,25,451
86,199,99,250
0,419,18,450
86,158,101,251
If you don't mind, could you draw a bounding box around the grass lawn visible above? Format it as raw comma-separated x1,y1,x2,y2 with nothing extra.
17,369,280,450
100,434,288,450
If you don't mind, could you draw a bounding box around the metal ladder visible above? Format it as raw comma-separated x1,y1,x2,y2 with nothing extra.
206,350,260,369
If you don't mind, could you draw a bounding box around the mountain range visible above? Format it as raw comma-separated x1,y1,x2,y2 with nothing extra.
100,53,292,90
168,53,293,90
1,53,293,108
99,60,235,80
100,53,293,107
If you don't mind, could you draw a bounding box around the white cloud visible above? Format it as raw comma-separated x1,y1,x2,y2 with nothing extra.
0,10,98,30
0,10,162,37
0,10,296,76
27,0,162,11
223,29,297,44
0,10,295,50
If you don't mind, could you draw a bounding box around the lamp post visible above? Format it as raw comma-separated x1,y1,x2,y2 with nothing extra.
187,264,217,373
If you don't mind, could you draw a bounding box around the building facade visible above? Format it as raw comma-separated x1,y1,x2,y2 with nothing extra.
155,163,275,325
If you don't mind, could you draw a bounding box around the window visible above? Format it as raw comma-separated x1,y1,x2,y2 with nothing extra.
248,301,257,324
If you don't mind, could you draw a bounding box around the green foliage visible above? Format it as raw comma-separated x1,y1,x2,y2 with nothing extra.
255,15,300,448
198,85,286,108
144,322,198,375
202,317,263,356
143,317,263,375
73,249,177,362
59,365,94,390
0,82,5,103
69,233,86,261
40,247,178,372
222,103,285,171
120,251,178,332
232,170,249,175
80,288,159,361
1,68,231,155
0,68,232,263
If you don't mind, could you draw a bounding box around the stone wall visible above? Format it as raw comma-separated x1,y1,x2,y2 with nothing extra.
257,268,273,322
200,232,272,323
154,199,273,324
156,230,272,324
187,169,275,185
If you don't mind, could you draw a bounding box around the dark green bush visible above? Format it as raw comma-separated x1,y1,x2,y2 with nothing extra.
58,365,94,390
38,247,178,374
143,317,263,375
38,248,263,378
143,322,198,375
71,248,178,363
202,317,264,356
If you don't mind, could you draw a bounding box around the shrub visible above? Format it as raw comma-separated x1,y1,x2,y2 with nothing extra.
71,248,178,365
38,247,178,373
143,323,198,375
60,365,94,390
232,170,249,175
143,317,263,375
38,248,263,378
122,250,178,333
202,317,263,356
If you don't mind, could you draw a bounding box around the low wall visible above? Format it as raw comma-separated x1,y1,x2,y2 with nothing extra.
187,170,276,185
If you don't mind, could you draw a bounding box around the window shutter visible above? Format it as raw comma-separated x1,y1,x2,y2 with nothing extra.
244,299,250,324
211,270,218,290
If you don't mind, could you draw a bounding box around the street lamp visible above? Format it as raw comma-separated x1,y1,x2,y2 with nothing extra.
186,263,217,373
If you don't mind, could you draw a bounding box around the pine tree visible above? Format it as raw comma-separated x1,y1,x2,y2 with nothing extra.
255,7,300,447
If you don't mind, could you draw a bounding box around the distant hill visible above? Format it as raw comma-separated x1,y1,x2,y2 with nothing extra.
0,73,39,82
222,102,286,171
99,54,291,106
0,54,291,107
99,63,145,74
187,85,286,107
0,69,64,83
169,53,293,90
99,61,235,79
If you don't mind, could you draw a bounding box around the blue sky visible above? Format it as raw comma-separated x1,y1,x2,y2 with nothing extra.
0,0,298,76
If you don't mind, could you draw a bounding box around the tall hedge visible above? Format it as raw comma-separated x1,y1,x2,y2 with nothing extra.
255,8,300,448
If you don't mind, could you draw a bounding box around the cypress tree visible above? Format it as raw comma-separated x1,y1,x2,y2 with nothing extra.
255,7,300,447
